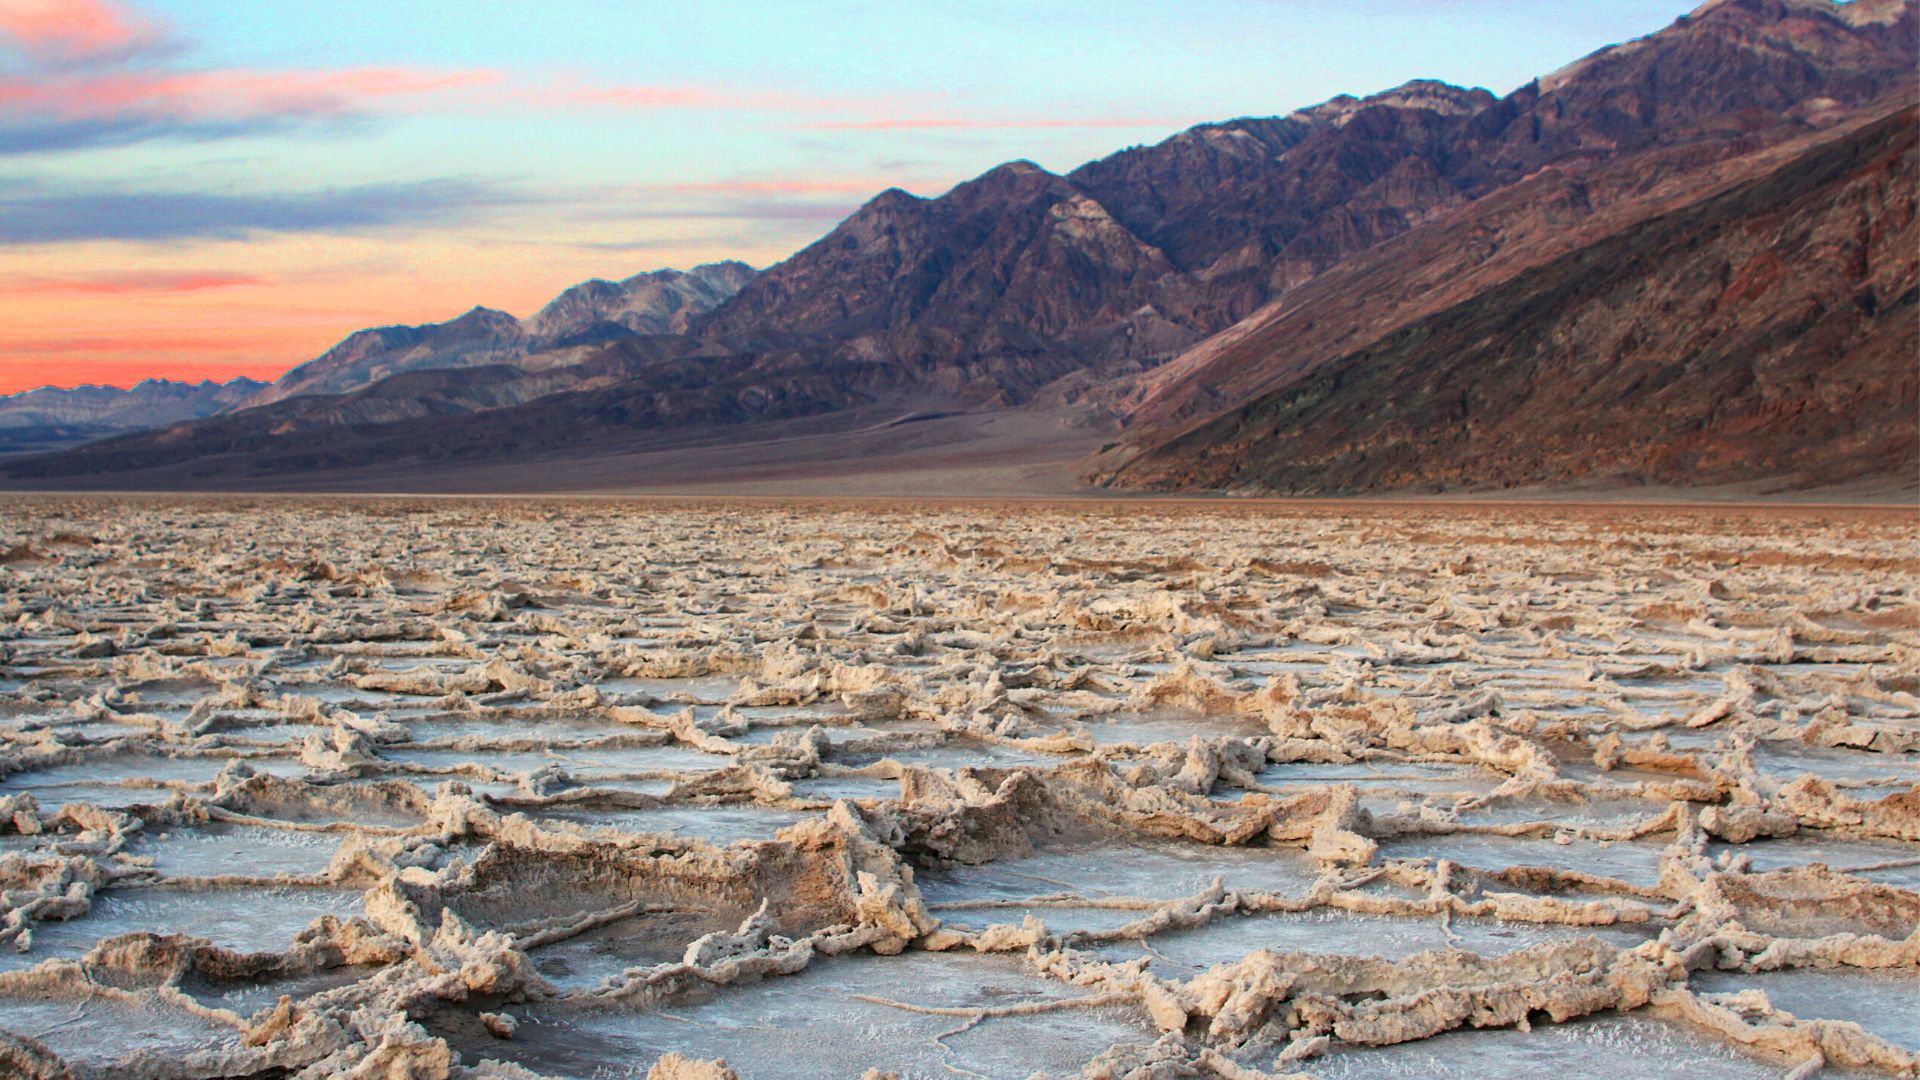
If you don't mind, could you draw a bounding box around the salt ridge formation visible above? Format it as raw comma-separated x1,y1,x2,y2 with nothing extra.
0,497,1914,1077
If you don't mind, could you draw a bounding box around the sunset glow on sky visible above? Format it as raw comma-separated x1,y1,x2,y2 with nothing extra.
1,0,1693,395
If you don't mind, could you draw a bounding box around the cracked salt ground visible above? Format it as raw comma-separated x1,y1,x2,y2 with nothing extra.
441,950,1157,1079
1691,969,1920,1052
1303,1011,1794,1079
0,995,243,1070
915,842,1325,910
516,802,815,846
0,884,366,971
181,962,384,1017
1707,834,1920,890
1373,831,1673,887
0,498,1914,1079
1083,909,1659,976
123,823,343,878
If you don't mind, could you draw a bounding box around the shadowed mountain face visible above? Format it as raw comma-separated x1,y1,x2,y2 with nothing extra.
0,377,266,454
1100,107,1919,495
3,0,1915,493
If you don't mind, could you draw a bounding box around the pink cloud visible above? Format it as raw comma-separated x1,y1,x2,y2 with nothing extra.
8,270,265,294
0,0,164,64
658,177,912,196
0,65,505,122
541,80,883,116
1,329,293,355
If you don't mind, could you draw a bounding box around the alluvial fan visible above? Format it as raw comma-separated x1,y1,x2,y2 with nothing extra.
0,495,1914,1079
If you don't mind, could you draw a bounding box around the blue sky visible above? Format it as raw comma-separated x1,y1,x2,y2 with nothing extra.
0,0,1698,391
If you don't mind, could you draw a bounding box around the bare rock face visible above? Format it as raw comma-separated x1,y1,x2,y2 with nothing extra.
695,162,1201,408
238,306,531,409
522,261,758,345
1067,81,1498,309
1100,104,1919,495
696,84,1509,406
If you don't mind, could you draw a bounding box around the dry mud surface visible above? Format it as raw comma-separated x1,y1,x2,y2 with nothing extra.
0,495,1914,1080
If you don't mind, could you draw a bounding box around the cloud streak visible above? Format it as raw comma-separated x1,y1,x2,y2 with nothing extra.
0,0,166,65
0,66,924,155
0,177,530,243
809,114,1197,131
5,269,264,294
0,66,504,153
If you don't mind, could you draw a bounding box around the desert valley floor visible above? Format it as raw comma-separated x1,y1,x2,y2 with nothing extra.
0,495,1914,1079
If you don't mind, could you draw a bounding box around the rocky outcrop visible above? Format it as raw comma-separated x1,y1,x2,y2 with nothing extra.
522,262,757,345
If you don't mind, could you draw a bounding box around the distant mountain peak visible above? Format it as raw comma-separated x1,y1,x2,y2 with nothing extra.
1289,80,1495,128
231,262,757,411
0,375,270,454
1689,0,1909,24
953,159,1062,196
1544,0,1915,93
522,261,759,346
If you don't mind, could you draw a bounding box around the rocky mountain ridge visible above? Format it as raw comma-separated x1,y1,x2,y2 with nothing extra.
0,376,267,455
235,260,758,409
1096,103,1919,494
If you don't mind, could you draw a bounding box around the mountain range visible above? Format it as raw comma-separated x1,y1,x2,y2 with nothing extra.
3,0,1915,496
0,377,266,455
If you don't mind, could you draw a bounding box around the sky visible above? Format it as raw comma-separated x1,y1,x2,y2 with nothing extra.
0,0,1698,395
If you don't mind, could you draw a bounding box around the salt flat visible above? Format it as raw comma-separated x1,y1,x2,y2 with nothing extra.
0,495,1913,1079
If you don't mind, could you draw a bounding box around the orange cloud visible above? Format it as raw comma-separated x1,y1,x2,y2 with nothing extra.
0,358,285,394
8,270,264,294
0,0,161,64
0,330,294,355
0,327,311,394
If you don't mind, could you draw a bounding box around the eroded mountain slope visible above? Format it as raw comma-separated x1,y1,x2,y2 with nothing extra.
1100,105,1920,496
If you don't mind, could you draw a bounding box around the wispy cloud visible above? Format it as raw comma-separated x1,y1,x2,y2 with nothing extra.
0,177,530,243
545,81,875,115
656,177,906,197
1,330,266,354
4,4,1135,159
0,0,167,66
5,269,264,293
0,66,504,154
0,65,927,155
575,173,943,230
0,67,504,117
809,114,1196,131
0,0,892,157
